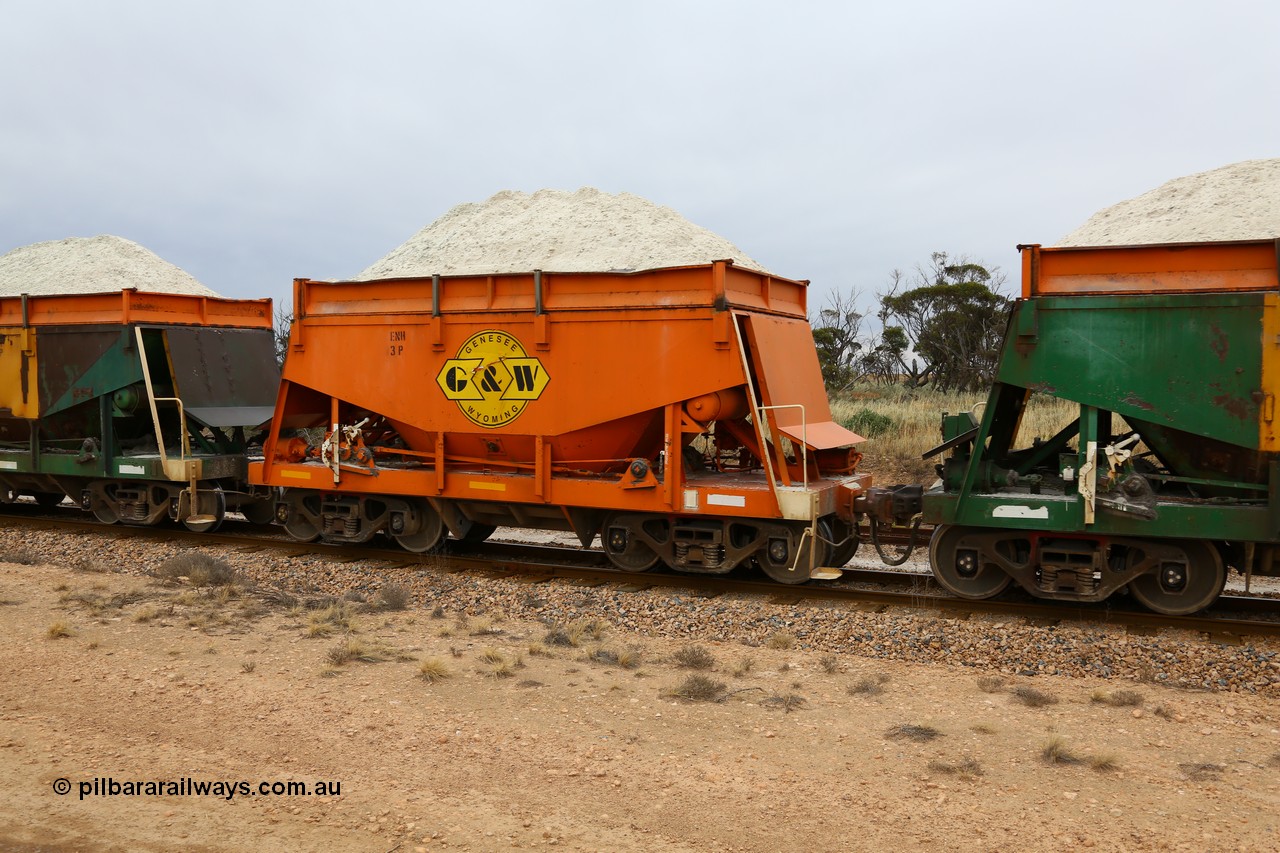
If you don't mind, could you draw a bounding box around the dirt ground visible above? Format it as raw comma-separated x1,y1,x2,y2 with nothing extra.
2,556,1279,853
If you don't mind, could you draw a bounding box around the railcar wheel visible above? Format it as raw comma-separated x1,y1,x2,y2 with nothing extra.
759,526,829,585
393,500,446,553
928,524,1013,600
602,515,660,572
91,499,120,525
32,491,65,509
828,517,859,568
183,488,226,534
282,503,321,543
1128,539,1225,616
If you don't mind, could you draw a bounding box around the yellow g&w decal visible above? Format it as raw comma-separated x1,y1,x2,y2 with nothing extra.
434,330,549,428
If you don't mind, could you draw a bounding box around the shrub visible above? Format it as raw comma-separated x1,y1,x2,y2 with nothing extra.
1011,685,1057,708
1179,763,1223,781
671,675,727,702
849,673,890,696
155,553,238,587
928,757,983,777
885,724,941,743
840,408,895,439
375,583,411,611
762,692,806,713
766,631,797,650
672,644,716,670
1091,689,1143,707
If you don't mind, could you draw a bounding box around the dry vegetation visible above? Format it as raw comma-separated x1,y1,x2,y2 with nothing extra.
7,545,1279,851
830,385,1078,480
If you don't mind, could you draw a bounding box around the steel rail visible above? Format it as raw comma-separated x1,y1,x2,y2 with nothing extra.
3,511,1278,639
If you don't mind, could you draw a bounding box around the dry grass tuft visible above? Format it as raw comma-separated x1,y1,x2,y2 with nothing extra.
325,637,387,666
670,674,727,702
155,553,238,587
527,642,551,658
732,657,755,678
928,757,984,777
672,644,716,670
886,724,942,743
132,605,162,624
477,647,508,665
469,617,504,636
305,602,356,638
1153,704,1176,721
588,646,640,669
1179,762,1224,782
1091,688,1144,707
543,625,575,647
762,692,807,713
417,657,452,683
0,548,41,565
46,621,73,639
976,675,1006,693
374,583,411,611
240,661,256,674
1088,753,1120,772
568,617,608,645
1041,735,1081,765
971,723,997,735
818,654,841,674
848,673,890,697
1011,685,1057,708
766,630,797,650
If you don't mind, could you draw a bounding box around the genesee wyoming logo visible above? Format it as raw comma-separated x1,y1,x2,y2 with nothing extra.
434,331,550,428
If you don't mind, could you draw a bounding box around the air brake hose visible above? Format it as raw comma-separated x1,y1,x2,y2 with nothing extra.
870,515,923,567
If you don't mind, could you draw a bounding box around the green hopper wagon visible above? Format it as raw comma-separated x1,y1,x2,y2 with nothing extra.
924,239,1280,614
0,289,280,531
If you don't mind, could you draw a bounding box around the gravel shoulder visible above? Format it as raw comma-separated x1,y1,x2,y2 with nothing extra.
2,527,1280,852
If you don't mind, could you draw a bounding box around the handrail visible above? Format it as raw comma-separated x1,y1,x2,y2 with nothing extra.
134,327,191,474
755,403,808,490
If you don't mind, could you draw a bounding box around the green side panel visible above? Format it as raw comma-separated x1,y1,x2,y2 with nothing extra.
40,327,143,417
926,490,1275,542
0,449,247,482
998,293,1264,449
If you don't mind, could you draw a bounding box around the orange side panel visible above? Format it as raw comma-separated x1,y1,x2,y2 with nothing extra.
739,312,862,450
1023,240,1280,298
0,290,273,329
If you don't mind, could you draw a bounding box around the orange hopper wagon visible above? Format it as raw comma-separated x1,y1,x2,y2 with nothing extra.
251,261,869,582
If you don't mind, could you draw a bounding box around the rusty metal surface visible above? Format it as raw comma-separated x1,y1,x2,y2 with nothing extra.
165,327,279,426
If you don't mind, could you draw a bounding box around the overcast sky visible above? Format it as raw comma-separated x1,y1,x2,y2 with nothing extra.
2,1,1277,316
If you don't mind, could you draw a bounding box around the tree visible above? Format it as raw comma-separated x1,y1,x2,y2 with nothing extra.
273,306,293,370
811,289,867,392
879,253,1009,392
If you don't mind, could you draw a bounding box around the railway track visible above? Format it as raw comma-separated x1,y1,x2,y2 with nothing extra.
4,508,1279,641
